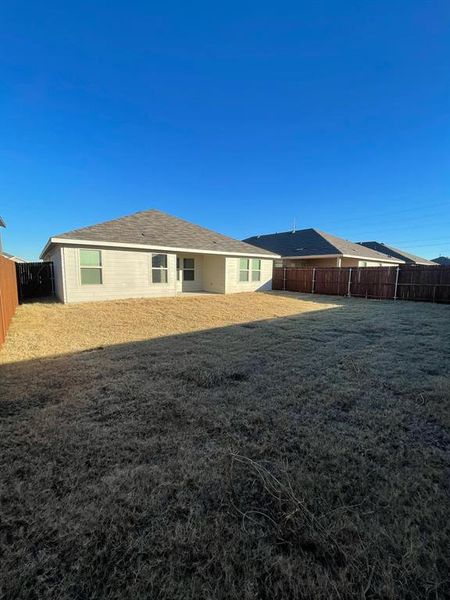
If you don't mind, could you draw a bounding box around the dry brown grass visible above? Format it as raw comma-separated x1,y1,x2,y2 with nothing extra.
1,292,449,599
0,292,337,364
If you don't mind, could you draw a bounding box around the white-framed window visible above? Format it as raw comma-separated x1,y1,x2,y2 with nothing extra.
183,258,195,281
239,258,261,282
80,249,102,285
239,258,250,282
152,253,168,283
251,259,261,281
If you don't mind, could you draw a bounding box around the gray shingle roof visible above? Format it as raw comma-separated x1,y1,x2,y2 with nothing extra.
358,242,437,265
52,209,276,256
2,252,26,263
432,256,450,265
243,228,402,262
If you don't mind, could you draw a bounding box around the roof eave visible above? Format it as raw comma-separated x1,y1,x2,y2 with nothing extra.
40,238,53,259
41,237,280,259
280,253,403,263
341,253,404,264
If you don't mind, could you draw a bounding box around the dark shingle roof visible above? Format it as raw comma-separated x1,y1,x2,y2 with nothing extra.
52,209,276,256
243,228,402,262
432,256,450,265
358,241,437,265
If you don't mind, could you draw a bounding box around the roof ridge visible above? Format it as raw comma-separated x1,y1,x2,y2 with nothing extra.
44,209,278,257
55,208,163,237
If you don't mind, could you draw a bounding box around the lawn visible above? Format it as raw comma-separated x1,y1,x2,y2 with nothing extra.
1,292,449,599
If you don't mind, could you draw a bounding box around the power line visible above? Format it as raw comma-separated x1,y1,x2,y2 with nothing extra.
312,200,450,227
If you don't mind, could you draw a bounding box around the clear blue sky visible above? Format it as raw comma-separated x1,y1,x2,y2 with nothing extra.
1,0,449,260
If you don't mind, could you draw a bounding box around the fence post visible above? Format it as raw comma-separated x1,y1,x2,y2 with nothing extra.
283,268,286,291
347,268,352,297
393,267,400,300
311,268,316,294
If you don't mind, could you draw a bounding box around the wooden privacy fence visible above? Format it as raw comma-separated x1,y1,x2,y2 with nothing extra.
273,265,450,304
16,261,55,303
0,255,19,345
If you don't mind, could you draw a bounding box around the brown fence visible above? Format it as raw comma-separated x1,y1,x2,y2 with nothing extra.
273,265,450,304
0,255,19,345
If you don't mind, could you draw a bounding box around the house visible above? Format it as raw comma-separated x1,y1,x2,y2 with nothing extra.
40,209,278,303
1,252,27,263
243,228,403,268
432,256,450,266
358,241,438,266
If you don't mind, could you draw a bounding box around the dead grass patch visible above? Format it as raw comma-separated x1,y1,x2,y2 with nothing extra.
0,292,337,363
0,292,449,599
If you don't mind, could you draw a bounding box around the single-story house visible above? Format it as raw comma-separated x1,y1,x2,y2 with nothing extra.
243,228,403,268
357,241,438,266
40,209,278,303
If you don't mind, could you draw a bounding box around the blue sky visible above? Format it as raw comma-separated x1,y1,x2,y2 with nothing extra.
1,0,449,260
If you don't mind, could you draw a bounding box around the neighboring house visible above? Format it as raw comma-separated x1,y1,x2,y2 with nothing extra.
357,241,438,266
243,228,403,268
431,256,450,266
2,252,27,263
40,209,278,303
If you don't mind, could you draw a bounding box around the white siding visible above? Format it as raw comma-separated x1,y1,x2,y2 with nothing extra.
357,260,397,267
42,247,66,302
176,253,204,292
225,257,273,293
62,245,177,303
203,255,226,293
50,243,273,303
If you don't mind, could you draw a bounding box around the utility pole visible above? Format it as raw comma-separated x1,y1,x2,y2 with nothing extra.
0,216,5,254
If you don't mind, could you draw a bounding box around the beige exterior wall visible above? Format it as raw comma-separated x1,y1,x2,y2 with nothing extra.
42,246,66,302
51,245,273,303
346,259,397,267
283,257,400,268
203,255,226,293
283,257,340,268
61,245,177,303
225,257,273,293
176,253,204,293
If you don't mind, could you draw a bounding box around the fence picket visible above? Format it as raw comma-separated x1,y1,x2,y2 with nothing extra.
273,265,450,304
0,255,19,345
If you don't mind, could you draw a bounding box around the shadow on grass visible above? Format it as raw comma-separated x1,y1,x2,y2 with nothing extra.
1,300,449,600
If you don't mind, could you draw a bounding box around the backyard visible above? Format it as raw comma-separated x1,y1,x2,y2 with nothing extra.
1,292,449,599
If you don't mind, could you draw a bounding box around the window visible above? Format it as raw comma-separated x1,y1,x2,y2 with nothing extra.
152,253,168,283
183,258,195,281
239,258,262,282
251,259,261,281
239,258,250,282
80,249,102,285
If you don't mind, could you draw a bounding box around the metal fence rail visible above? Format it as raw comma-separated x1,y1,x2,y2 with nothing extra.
273,265,450,304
